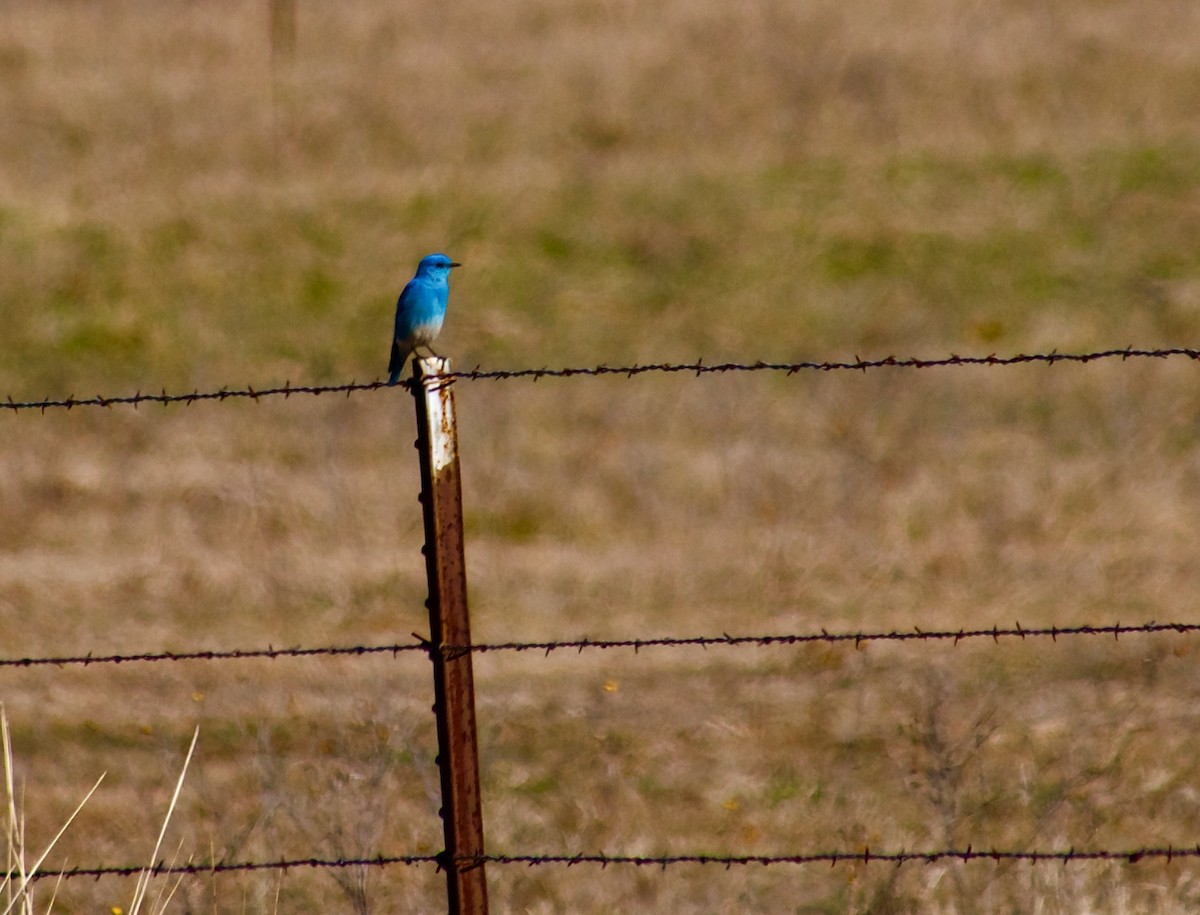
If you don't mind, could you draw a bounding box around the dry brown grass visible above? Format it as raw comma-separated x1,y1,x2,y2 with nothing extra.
3,0,1200,911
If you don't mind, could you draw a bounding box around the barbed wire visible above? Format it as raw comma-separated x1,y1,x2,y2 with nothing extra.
455,620,1200,655
2,621,1196,670
445,346,1200,382
0,642,426,668
4,347,1198,413
23,844,1200,883
21,853,438,882
474,846,1200,868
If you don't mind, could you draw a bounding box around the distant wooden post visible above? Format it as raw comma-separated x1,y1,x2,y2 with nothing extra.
411,357,489,915
269,0,297,63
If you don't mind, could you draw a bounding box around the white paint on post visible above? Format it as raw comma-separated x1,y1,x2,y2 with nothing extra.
418,356,457,473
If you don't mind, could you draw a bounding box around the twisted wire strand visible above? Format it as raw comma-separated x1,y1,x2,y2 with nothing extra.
20,843,1200,883
5,347,1197,413
1,621,1195,669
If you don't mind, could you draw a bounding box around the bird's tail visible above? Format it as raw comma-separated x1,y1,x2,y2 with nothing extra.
387,339,404,386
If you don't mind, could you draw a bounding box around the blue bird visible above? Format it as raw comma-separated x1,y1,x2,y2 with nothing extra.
387,252,461,385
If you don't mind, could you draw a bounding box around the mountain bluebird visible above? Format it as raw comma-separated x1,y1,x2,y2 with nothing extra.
387,252,461,385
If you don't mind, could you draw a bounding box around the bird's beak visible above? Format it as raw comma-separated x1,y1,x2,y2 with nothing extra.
449,262,462,268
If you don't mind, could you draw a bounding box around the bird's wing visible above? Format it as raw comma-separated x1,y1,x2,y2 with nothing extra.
394,281,416,329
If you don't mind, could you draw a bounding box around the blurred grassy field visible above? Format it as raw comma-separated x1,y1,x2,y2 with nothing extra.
3,0,1200,911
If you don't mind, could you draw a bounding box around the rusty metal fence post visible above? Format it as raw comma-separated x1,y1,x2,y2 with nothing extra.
411,356,489,915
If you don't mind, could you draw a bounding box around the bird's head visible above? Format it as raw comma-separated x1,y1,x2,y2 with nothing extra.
415,253,461,281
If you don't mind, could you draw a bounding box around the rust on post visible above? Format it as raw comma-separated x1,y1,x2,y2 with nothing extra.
411,356,489,915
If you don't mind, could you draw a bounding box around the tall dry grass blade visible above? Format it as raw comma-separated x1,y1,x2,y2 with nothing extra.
128,726,198,915
1,706,22,909
39,872,63,915
137,838,187,915
0,772,104,915
1,701,106,915
153,840,188,915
